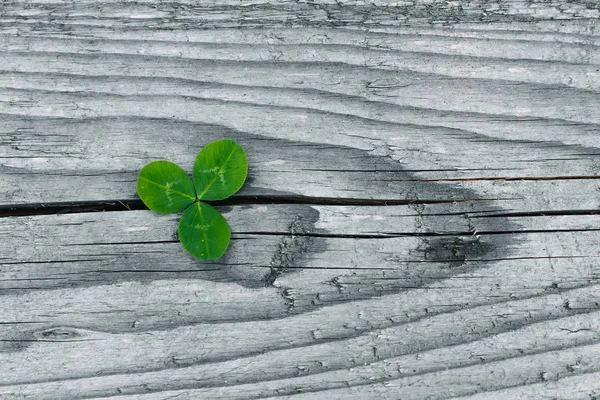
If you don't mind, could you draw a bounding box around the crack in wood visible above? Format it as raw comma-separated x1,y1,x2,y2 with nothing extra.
264,211,321,311
0,196,505,218
379,175,600,182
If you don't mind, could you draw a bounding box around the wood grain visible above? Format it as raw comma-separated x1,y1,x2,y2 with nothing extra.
0,0,599,398
1,207,600,398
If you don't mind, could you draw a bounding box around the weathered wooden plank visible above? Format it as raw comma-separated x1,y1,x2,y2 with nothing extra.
1,0,598,31
1,205,599,292
1,111,598,209
0,206,599,397
448,372,600,400
1,281,600,398
0,2,599,208
2,34,600,91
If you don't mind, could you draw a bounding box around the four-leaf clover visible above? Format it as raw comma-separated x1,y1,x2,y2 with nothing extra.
136,139,248,260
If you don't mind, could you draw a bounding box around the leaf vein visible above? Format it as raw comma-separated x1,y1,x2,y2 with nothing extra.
196,146,238,200
197,202,210,259
139,176,195,201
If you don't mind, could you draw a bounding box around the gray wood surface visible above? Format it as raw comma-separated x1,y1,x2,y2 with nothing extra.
0,0,599,399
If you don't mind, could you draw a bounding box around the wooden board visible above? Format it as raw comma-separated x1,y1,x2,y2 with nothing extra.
0,0,599,398
1,207,600,399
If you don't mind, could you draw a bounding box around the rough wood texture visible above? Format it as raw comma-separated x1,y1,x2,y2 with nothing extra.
0,0,599,399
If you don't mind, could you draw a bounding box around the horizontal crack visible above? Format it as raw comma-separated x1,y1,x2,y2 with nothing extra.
477,209,600,218
0,200,146,218
0,196,502,218
236,228,600,239
0,197,598,219
378,175,600,182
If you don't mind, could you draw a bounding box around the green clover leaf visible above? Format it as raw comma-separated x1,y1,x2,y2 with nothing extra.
178,201,231,260
194,139,248,201
136,139,248,260
136,161,196,214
